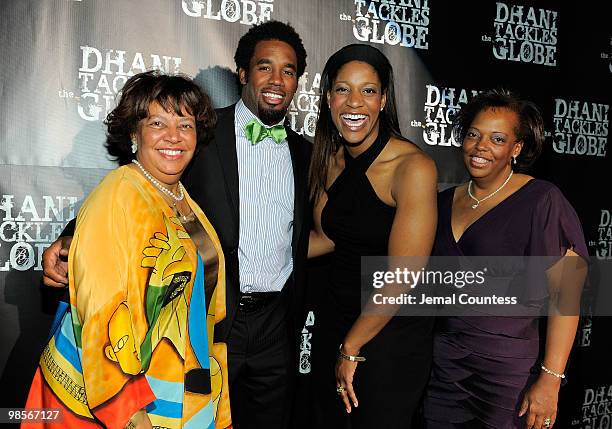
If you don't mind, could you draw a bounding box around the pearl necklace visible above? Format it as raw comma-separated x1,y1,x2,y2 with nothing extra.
467,170,513,209
132,159,184,202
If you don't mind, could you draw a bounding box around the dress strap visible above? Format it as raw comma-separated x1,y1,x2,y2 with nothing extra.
343,126,390,173
326,127,391,196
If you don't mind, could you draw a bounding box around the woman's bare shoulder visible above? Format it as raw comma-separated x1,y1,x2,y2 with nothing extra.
386,137,436,179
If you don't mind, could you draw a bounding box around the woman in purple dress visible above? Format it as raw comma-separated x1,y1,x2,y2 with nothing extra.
423,89,588,429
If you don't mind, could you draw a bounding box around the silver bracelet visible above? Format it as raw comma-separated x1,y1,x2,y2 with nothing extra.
541,364,566,379
338,344,366,362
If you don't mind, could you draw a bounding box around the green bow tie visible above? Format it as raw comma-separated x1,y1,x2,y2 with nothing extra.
244,119,287,145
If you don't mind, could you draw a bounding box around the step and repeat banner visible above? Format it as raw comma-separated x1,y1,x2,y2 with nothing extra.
1,0,610,426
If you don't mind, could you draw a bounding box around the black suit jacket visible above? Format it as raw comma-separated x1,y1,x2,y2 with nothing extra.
183,104,312,345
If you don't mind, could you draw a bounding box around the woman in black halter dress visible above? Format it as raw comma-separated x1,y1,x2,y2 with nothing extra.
308,44,438,428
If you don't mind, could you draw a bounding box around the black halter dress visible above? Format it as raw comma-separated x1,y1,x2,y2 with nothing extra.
313,128,434,428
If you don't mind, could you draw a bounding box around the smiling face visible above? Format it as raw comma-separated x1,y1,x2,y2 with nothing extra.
462,107,523,180
239,39,298,125
134,101,197,187
327,60,386,148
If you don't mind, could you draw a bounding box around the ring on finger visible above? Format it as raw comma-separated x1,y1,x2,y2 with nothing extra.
336,386,346,394
543,417,551,427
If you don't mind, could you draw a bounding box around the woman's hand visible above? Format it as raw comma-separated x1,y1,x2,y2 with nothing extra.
335,351,360,413
518,374,561,429
125,409,152,429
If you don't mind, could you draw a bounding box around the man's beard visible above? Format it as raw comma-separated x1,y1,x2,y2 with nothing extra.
258,103,288,125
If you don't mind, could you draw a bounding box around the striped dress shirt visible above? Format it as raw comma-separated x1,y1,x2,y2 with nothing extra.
234,100,294,293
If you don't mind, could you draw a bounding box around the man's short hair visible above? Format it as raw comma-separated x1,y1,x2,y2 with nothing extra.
234,20,307,79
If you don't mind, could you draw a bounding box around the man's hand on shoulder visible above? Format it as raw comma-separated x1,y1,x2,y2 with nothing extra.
42,236,73,287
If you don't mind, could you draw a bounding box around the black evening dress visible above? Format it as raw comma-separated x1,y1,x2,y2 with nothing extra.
313,128,434,428
423,180,588,428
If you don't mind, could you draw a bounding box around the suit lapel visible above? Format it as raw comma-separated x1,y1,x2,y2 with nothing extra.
288,131,306,257
214,106,240,233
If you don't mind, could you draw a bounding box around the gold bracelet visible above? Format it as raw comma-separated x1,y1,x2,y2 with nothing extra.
338,344,366,362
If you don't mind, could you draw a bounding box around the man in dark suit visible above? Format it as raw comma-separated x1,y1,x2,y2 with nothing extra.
183,21,311,428
42,21,311,429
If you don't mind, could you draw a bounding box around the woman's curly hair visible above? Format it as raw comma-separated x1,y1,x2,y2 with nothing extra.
105,70,216,165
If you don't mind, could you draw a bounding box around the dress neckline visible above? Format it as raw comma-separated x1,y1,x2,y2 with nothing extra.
343,126,390,171
450,178,536,244
326,127,391,199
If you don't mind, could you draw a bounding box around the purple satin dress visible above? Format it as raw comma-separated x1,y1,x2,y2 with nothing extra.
423,180,588,428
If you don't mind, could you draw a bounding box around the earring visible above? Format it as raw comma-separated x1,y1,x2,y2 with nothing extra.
131,138,137,154
512,155,517,165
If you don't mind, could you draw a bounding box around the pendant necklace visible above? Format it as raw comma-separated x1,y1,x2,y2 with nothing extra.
467,169,513,209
